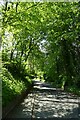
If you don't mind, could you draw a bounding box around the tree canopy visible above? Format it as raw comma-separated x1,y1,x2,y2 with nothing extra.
1,2,80,92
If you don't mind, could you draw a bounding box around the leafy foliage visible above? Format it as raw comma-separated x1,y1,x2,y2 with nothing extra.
1,2,80,97
1,68,27,107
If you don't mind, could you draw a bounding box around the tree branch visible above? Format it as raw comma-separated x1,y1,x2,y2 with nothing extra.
26,2,43,11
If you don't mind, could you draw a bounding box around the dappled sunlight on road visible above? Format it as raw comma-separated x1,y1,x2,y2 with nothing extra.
32,90,79,118
6,80,80,119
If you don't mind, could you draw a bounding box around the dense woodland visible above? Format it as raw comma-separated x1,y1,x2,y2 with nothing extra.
1,2,80,106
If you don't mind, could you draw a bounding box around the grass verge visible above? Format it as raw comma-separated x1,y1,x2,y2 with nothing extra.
1,68,32,107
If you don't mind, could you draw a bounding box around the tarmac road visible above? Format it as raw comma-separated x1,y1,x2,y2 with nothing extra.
5,80,80,120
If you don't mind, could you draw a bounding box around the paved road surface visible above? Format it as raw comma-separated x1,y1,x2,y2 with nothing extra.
5,80,80,119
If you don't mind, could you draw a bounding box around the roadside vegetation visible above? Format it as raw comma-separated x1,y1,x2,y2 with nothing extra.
1,67,32,107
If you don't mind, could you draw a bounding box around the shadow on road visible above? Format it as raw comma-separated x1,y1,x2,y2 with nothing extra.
3,80,80,120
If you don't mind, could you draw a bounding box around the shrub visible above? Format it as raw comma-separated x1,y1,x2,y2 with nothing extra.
1,68,26,107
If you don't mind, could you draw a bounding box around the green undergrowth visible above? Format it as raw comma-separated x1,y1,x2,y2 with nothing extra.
1,68,32,107
65,86,80,96
51,82,80,96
